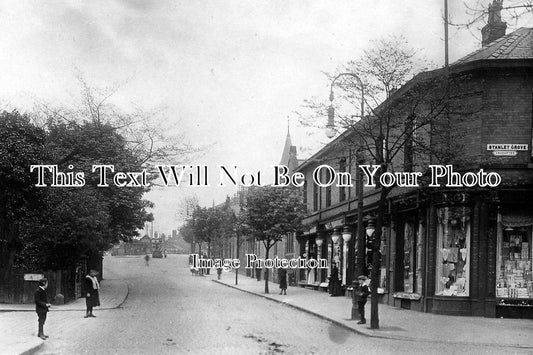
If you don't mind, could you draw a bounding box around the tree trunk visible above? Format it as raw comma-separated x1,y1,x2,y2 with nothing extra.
264,244,270,294
370,186,388,329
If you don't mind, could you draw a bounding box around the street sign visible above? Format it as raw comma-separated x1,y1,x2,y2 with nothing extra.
492,150,518,156
487,144,528,151
24,273,44,281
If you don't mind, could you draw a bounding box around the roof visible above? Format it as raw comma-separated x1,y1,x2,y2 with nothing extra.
453,27,533,66
296,28,533,173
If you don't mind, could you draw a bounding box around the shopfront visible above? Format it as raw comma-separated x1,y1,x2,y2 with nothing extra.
496,207,533,318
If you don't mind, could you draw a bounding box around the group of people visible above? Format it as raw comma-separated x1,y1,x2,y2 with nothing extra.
34,269,101,340
189,253,210,276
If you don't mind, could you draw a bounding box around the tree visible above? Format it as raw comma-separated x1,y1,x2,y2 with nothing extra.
232,210,251,285
299,37,478,328
11,119,155,270
0,111,47,270
244,186,306,294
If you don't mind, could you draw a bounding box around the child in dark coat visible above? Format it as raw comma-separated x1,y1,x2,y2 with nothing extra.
35,278,51,339
355,275,370,324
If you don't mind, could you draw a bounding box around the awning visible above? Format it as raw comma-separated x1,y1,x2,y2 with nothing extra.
501,209,533,227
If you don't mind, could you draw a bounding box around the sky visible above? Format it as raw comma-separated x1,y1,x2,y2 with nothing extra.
1,0,532,234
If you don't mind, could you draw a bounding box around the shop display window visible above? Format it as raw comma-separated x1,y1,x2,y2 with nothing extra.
496,220,532,301
435,207,470,297
403,222,415,293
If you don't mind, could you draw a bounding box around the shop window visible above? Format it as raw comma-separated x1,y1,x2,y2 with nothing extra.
496,213,533,300
403,222,416,293
436,206,470,297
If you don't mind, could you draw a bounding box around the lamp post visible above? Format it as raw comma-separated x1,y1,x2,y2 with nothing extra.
316,235,324,282
234,227,239,285
326,73,365,139
327,73,366,282
366,220,376,275
331,228,340,281
341,226,352,285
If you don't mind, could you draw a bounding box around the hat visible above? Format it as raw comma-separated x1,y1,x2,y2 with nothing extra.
38,278,48,286
357,275,367,281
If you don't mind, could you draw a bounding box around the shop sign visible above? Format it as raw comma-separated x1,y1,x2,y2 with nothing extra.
487,144,528,151
24,273,44,281
492,150,518,156
325,219,343,230
303,226,317,235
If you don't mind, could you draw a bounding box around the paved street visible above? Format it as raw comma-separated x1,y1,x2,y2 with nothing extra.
1,255,530,354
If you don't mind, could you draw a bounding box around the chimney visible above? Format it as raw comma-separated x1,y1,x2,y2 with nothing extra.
481,0,507,47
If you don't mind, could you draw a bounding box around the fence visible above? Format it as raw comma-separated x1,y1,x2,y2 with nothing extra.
0,266,82,304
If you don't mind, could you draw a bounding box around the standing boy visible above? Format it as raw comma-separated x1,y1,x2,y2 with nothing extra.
35,278,51,339
84,269,101,318
355,275,370,324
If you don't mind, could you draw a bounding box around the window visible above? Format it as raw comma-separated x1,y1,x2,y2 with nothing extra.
436,207,470,296
302,180,308,205
496,212,533,300
325,168,332,207
313,180,318,211
339,158,346,202
404,114,415,171
286,233,294,254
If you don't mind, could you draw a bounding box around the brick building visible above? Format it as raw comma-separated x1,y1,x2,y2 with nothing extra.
296,14,533,317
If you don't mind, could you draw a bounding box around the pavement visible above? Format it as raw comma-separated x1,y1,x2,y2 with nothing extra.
213,270,533,350
0,269,129,355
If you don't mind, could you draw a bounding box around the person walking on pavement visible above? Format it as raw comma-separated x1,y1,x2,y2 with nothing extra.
329,262,343,297
84,269,100,318
216,266,223,280
144,254,150,266
35,278,51,340
355,275,370,324
278,267,287,295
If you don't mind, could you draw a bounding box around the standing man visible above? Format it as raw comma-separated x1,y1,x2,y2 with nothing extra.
84,269,100,318
355,275,370,324
278,267,288,295
35,278,51,340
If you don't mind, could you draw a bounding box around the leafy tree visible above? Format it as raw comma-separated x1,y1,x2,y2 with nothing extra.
244,186,306,294
0,111,47,270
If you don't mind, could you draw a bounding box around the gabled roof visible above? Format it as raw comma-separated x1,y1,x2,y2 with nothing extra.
453,27,533,65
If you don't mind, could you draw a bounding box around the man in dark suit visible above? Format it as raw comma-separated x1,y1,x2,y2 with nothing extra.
35,278,51,340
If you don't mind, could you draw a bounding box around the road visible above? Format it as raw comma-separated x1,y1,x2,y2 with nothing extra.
5,254,523,354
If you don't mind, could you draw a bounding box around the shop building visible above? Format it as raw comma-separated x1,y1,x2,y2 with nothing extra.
296,18,533,318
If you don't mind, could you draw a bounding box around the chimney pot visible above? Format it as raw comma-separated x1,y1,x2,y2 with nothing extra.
481,0,507,47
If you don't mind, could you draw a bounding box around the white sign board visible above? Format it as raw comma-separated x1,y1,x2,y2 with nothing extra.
492,151,518,156
487,144,528,151
24,273,44,281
